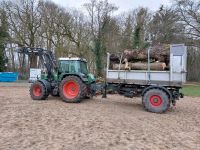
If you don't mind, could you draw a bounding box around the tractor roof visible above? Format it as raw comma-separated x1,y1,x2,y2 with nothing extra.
58,57,87,62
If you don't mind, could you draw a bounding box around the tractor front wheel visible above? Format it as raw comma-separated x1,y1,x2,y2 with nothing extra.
30,81,49,100
59,76,87,103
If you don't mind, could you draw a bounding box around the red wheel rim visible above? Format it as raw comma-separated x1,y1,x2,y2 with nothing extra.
63,81,79,99
33,85,42,97
149,95,163,107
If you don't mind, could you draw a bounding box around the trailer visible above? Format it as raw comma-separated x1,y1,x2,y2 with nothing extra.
104,44,187,113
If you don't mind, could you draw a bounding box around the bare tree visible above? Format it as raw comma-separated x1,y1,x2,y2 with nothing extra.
84,0,117,76
175,0,200,46
103,17,121,53
149,6,184,44
120,14,133,49
132,7,150,49
39,1,71,54
3,0,42,68
0,8,9,71
62,9,90,57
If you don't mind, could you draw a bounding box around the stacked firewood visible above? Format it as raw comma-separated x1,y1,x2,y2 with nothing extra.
110,44,170,71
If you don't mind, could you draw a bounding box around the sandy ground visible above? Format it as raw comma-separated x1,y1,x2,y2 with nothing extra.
0,85,200,150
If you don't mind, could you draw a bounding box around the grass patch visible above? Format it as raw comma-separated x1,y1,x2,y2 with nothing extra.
181,85,200,97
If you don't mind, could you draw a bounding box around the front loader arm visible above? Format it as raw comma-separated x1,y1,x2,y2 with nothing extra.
17,47,57,81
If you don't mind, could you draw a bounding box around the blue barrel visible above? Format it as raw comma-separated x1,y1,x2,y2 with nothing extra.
0,72,18,82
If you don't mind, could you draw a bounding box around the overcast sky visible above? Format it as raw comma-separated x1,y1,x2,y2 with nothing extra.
52,0,171,13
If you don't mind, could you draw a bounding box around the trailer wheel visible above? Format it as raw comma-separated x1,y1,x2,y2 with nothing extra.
142,89,170,113
59,76,87,103
30,81,49,100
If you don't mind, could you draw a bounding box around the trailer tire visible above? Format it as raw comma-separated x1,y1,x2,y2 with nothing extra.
59,76,87,103
30,81,49,100
142,89,170,113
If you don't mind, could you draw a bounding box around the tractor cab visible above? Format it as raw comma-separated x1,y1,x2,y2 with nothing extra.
58,58,88,75
58,57,95,84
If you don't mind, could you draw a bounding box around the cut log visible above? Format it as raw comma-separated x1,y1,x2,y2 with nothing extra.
110,54,120,63
130,62,166,70
112,62,166,71
110,44,170,65
112,64,126,70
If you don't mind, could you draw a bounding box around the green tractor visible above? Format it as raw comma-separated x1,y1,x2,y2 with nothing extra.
18,47,96,103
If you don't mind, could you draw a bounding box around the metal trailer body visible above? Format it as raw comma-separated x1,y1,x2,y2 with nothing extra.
104,44,187,113
106,44,187,87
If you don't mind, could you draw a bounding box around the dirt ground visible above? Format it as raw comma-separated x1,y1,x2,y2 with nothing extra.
0,85,200,150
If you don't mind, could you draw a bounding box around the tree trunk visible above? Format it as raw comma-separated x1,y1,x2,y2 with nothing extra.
9,44,15,71
29,54,38,68
94,39,103,77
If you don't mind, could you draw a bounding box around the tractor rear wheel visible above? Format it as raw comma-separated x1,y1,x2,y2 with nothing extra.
59,76,87,103
142,89,170,113
30,81,49,100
